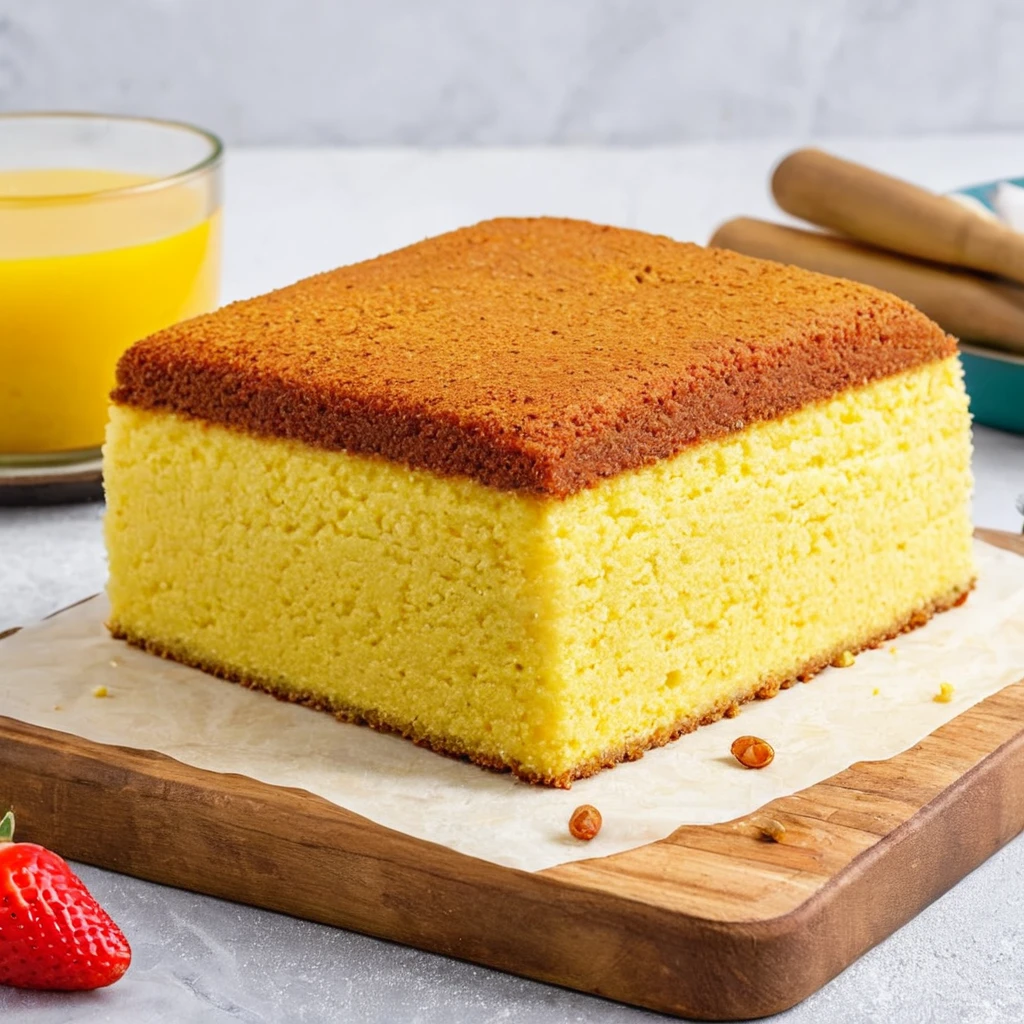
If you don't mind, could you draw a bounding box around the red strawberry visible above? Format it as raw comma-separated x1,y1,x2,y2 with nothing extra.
0,811,131,990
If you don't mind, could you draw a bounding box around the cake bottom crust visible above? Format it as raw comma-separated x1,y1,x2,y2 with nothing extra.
108,580,973,789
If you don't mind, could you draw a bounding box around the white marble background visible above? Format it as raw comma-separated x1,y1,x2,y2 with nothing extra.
1,0,1022,144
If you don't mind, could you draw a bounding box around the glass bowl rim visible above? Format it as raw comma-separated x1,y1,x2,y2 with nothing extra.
0,111,223,206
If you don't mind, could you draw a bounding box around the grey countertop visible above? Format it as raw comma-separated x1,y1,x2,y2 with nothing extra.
3,143,1024,1022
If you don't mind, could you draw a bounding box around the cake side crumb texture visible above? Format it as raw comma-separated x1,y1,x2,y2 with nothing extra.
112,217,955,495
104,358,974,785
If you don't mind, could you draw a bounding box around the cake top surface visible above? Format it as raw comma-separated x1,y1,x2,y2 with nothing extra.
114,216,954,496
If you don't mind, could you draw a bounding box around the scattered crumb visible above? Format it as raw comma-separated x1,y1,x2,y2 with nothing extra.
832,651,856,669
933,682,955,704
109,658,121,668
872,687,880,696
731,735,775,769
568,804,602,841
757,818,787,843
52,705,62,712
92,685,109,698
889,646,898,656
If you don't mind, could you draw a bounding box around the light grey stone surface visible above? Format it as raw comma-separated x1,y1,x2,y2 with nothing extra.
0,502,105,632
2,142,1024,1021
1,0,1023,145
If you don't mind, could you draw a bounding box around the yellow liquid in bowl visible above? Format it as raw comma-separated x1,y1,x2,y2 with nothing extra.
0,168,220,456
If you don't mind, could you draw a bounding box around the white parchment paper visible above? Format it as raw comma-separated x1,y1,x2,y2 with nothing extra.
1,538,1022,872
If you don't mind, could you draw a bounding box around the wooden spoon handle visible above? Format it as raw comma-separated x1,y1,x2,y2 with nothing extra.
771,148,1024,287
709,216,1024,356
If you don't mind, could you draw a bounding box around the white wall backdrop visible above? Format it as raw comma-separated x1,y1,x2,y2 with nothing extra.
1,0,1021,145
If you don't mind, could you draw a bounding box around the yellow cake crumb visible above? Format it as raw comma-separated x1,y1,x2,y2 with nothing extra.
92,685,109,698
933,682,955,703
872,687,881,696
833,651,856,669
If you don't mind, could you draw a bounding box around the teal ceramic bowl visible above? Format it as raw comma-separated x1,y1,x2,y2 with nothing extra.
958,344,1024,434
951,178,1024,434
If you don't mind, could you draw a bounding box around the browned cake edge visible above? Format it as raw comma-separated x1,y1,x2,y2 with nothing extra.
108,581,973,789
110,220,957,497
110,344,958,499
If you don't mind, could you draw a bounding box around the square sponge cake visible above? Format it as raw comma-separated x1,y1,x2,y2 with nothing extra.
104,217,974,787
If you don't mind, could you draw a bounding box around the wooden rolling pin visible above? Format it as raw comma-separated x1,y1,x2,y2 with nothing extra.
709,217,1024,356
772,148,1024,286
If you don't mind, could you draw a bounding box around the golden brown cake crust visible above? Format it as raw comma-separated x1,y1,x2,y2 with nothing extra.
108,581,973,788
112,217,955,497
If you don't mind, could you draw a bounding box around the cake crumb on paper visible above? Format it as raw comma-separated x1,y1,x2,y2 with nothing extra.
731,735,775,769
933,682,955,704
568,804,602,841
92,685,109,698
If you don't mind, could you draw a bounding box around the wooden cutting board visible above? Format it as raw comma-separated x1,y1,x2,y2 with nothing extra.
2,527,1023,1021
